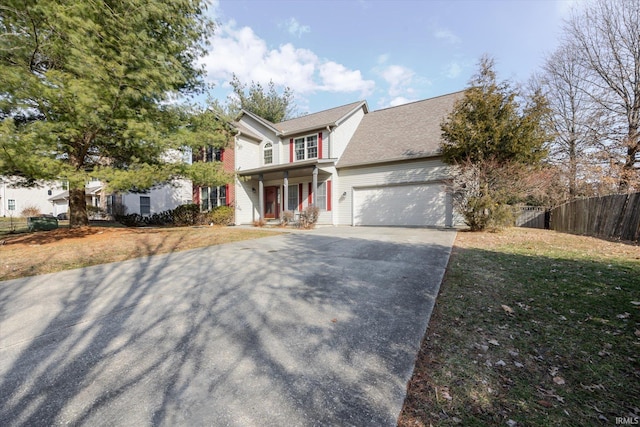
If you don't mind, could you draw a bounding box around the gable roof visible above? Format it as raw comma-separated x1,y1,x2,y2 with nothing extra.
275,100,367,136
233,120,263,141
337,91,463,168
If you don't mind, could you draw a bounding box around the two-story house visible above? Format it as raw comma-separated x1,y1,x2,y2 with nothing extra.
232,91,463,227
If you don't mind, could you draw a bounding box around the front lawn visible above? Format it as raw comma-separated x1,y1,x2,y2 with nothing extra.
400,228,640,426
0,225,276,281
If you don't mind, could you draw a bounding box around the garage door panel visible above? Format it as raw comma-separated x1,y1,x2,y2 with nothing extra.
353,183,446,226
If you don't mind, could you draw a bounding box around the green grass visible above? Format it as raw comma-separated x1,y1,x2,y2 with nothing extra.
400,229,640,426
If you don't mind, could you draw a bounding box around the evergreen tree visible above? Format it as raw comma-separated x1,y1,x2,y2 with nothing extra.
440,56,551,230
227,74,296,123
441,56,548,165
0,0,230,227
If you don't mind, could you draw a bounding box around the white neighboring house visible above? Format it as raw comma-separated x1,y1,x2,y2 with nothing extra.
0,177,66,217
1,176,192,218
233,91,464,227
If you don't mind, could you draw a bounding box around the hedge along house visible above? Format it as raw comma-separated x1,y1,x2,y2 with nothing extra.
233,91,463,227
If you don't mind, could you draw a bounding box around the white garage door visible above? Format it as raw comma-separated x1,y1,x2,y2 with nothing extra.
353,183,448,227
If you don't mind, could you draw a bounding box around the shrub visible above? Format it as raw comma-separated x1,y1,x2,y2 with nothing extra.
252,219,266,227
20,205,40,218
87,205,107,220
299,205,320,229
172,203,202,226
146,210,174,226
208,206,234,225
281,210,294,226
115,213,146,227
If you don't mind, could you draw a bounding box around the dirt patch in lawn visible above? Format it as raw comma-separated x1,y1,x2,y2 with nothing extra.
0,225,277,281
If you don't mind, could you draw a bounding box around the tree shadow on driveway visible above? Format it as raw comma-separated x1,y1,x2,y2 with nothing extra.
0,228,456,426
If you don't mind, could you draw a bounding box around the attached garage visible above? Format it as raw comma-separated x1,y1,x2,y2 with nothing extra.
352,182,451,227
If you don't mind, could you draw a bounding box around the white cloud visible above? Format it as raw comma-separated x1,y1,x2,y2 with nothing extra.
377,53,389,64
445,62,462,79
200,21,374,96
388,96,415,107
281,17,310,38
319,62,375,95
434,28,461,44
380,64,415,97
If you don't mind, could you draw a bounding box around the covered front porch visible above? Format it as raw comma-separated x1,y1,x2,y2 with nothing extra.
237,159,335,223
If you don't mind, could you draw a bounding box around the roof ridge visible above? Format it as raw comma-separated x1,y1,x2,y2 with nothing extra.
278,100,365,124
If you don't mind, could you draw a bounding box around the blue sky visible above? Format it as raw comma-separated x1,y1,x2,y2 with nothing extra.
200,0,581,115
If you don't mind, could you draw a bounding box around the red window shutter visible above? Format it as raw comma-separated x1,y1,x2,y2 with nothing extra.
289,138,294,162
298,183,303,210
318,132,323,159
327,180,332,211
193,186,200,204
220,149,225,162
225,184,229,205
308,183,312,205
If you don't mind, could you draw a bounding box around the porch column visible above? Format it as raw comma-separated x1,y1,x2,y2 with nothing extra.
258,174,264,220
283,171,289,212
312,165,318,206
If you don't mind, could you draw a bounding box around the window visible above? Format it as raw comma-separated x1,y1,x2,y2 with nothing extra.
140,196,151,215
287,185,298,211
264,142,273,165
205,146,223,162
317,181,327,210
294,135,318,161
306,135,318,159
8,199,15,211
200,185,227,211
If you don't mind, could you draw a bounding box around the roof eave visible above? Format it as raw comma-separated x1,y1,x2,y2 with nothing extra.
237,158,337,176
337,152,443,169
240,109,281,134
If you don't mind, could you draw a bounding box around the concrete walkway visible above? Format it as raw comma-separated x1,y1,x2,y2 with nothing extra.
0,226,456,426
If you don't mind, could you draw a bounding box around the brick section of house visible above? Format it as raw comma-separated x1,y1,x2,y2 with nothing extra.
222,147,235,207
192,146,235,209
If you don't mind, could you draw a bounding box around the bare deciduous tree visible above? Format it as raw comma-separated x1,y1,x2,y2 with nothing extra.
564,0,640,191
537,46,606,199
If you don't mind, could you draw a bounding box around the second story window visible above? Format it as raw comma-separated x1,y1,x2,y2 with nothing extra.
264,142,273,165
294,135,318,161
205,147,223,162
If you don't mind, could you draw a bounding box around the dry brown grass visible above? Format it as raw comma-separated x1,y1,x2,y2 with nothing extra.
0,225,276,281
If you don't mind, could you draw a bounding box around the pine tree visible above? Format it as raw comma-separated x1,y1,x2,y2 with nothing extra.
0,0,229,227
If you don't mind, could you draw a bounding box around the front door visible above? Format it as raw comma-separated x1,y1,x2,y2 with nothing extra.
264,186,279,219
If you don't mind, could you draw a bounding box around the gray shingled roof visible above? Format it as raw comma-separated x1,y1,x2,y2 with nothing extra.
275,101,366,135
337,91,463,168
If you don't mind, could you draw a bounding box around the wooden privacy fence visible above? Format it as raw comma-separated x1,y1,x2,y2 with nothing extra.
548,192,640,242
515,206,548,229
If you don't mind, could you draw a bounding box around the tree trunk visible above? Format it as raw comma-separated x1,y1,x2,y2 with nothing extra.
69,187,89,228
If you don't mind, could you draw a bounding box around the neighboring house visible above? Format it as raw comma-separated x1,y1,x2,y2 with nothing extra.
1,176,191,219
232,91,463,227
48,180,193,218
191,146,235,212
0,177,67,217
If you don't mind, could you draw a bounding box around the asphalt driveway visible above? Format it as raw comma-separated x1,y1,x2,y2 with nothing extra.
0,226,456,426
